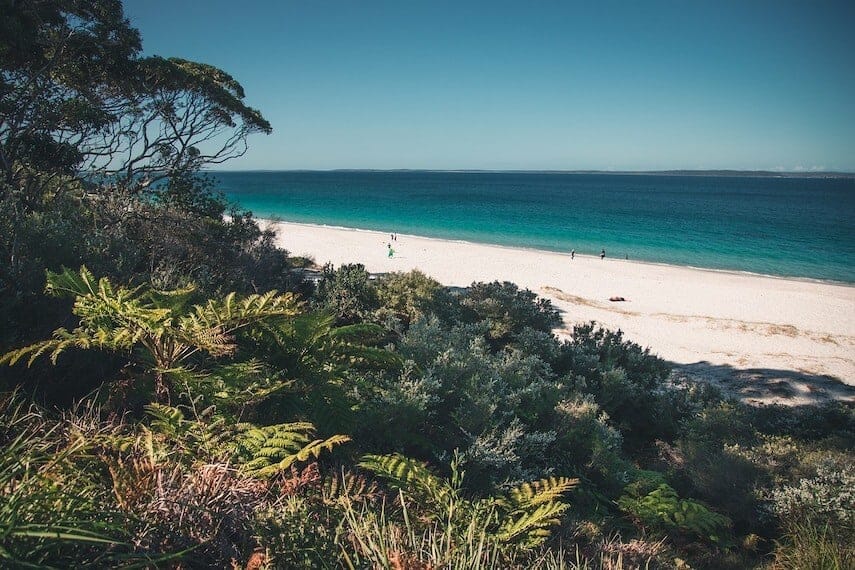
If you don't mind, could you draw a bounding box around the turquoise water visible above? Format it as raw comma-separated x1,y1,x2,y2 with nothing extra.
214,171,855,283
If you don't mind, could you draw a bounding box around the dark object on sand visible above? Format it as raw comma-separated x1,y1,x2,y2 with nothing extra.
609,296,627,302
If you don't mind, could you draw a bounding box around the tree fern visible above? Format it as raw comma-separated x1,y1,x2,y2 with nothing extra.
0,266,303,401
252,312,401,375
243,311,402,433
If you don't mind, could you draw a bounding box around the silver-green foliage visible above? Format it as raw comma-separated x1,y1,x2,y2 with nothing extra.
769,457,855,533
386,317,563,485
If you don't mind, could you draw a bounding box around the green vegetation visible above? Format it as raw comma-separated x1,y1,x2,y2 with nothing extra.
1,2,852,568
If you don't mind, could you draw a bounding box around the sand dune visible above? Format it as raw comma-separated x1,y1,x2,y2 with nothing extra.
264,220,855,405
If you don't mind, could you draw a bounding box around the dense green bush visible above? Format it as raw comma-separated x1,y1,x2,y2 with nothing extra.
458,281,561,343
550,395,628,493
769,456,854,535
314,263,380,325
374,269,449,326
370,317,565,489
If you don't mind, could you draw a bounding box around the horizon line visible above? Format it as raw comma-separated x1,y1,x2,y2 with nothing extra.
204,168,855,178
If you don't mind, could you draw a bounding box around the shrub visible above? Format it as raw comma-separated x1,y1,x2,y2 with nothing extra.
671,444,762,535
387,317,566,488
563,324,673,449
459,281,561,343
350,361,442,454
314,263,379,324
768,457,855,535
374,270,446,326
551,395,628,491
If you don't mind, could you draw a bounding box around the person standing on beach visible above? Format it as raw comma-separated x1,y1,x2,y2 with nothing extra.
387,243,395,258
571,249,575,260
600,249,606,260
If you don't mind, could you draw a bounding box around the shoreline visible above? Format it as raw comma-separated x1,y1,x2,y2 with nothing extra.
261,218,854,288
261,219,855,405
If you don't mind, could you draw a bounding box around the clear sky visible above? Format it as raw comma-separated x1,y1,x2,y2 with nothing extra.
124,0,855,171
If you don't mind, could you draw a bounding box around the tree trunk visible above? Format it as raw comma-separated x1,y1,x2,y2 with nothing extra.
154,372,172,403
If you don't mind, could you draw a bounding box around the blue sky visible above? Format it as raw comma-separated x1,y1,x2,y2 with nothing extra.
124,0,855,171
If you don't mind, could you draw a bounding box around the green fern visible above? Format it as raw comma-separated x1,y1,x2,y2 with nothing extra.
0,266,303,401
145,403,186,436
501,476,580,510
234,423,350,478
494,476,579,546
359,453,576,550
359,453,455,510
141,404,349,476
618,483,731,543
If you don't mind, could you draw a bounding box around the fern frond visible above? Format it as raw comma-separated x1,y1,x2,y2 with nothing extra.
495,501,570,546
144,404,186,436
0,339,58,367
338,345,404,369
44,265,99,298
359,453,454,509
249,435,351,478
501,476,579,510
232,423,349,478
323,470,380,504
194,291,303,330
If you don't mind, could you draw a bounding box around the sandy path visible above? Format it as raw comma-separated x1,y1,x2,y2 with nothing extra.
264,220,855,405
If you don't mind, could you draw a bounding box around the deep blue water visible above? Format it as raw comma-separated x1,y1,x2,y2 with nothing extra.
213,171,855,283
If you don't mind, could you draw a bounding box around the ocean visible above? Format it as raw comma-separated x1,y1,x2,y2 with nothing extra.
213,171,855,283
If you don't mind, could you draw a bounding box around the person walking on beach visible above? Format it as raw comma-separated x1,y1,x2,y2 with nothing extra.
571,249,575,260
387,243,395,258
600,249,606,260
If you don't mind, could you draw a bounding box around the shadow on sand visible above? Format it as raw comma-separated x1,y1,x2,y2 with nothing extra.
671,361,855,406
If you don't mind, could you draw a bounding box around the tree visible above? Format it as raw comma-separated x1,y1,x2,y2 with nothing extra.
0,0,272,344
0,0,270,196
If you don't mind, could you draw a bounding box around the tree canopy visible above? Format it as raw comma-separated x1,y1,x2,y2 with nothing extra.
1,0,277,353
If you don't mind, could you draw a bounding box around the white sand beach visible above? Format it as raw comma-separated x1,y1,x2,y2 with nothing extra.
263,220,855,405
